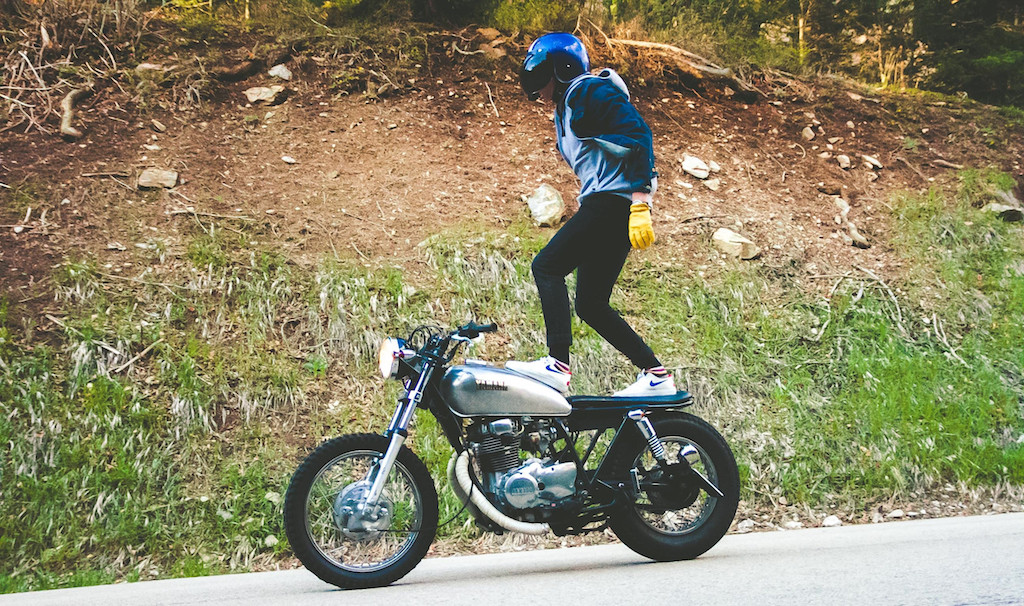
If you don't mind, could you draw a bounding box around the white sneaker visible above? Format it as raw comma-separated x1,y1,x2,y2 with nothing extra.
613,371,676,397
505,356,571,394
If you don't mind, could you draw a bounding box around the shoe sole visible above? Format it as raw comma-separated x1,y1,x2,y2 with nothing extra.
613,387,677,397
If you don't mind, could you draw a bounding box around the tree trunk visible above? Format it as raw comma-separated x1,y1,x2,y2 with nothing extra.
798,15,807,65
114,0,124,37
798,0,816,65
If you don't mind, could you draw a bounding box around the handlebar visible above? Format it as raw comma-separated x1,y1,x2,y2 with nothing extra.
455,322,498,339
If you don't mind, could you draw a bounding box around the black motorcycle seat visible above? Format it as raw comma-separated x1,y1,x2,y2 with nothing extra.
567,390,693,410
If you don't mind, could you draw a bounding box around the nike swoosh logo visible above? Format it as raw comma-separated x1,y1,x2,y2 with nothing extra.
649,378,669,387
546,364,569,375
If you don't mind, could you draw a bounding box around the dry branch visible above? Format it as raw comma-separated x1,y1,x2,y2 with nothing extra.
931,159,964,170
169,208,256,222
763,69,816,100
835,197,870,249
855,265,905,333
112,338,165,374
60,86,93,140
896,156,928,182
600,37,761,97
932,313,968,367
211,59,263,82
681,214,727,224
609,39,732,77
4,3,151,135
484,82,499,118
81,171,131,178
452,42,485,56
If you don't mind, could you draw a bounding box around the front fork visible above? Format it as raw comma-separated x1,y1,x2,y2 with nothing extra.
362,363,434,511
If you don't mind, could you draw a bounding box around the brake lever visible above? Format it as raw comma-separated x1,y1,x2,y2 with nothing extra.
441,334,474,363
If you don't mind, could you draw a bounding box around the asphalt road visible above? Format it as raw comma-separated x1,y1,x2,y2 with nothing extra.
4,513,1023,606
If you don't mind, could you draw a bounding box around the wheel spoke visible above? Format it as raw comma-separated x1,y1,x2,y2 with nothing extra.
630,436,718,535
304,450,424,572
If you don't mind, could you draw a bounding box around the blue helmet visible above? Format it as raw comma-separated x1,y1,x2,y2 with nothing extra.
520,33,590,101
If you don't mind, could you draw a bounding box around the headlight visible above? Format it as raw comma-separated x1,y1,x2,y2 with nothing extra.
378,337,405,379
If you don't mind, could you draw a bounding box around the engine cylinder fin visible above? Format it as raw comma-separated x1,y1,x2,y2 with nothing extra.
477,434,520,473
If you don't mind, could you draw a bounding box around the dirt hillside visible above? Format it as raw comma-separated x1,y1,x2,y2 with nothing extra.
4,27,1022,315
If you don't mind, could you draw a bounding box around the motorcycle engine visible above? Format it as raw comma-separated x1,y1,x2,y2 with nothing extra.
469,419,578,512
496,458,577,510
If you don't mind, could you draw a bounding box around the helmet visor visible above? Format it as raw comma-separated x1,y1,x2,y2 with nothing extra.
520,57,552,101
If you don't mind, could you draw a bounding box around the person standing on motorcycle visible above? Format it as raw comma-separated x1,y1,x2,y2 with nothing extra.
506,32,675,398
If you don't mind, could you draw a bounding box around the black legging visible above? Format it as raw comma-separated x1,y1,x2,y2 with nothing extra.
531,192,660,369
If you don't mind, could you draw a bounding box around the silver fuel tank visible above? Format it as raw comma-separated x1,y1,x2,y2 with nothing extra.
439,365,571,418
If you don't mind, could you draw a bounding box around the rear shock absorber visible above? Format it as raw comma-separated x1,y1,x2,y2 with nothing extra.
627,410,724,499
627,409,667,463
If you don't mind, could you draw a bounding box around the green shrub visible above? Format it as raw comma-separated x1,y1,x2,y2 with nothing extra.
491,0,581,33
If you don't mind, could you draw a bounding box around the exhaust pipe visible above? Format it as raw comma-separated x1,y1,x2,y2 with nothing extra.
452,451,550,536
446,452,484,522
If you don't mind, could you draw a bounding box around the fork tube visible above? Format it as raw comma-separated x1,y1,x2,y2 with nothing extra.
371,363,434,506
385,363,433,436
364,432,405,507
384,400,405,436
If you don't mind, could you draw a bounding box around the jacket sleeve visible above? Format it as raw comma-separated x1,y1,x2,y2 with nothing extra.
564,78,657,191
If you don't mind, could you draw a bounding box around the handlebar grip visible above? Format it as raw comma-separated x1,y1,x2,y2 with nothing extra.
459,322,498,338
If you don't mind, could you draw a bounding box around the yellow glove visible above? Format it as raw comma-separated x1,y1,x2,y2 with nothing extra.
628,202,655,249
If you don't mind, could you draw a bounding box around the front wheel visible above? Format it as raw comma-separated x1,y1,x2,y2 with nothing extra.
608,412,739,561
283,433,439,589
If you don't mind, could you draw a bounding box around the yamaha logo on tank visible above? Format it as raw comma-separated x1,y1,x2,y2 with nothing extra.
475,379,509,391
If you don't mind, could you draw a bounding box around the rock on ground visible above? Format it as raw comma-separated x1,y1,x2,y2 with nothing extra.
137,168,178,189
244,85,288,104
682,155,710,179
862,154,884,169
526,184,564,227
713,228,760,260
983,202,1023,222
268,64,293,80
736,519,756,533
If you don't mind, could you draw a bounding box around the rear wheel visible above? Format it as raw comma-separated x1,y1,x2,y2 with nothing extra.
608,413,739,561
283,433,438,589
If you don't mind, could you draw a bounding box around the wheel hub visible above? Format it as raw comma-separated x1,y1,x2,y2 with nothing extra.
641,463,701,510
333,480,393,542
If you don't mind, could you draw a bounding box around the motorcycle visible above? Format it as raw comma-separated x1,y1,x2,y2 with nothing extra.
283,322,739,589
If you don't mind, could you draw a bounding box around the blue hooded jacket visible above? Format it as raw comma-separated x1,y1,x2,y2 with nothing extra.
554,69,657,203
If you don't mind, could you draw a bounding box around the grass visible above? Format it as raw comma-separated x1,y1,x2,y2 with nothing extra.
0,181,41,223
998,104,1024,127
631,171,1024,509
2,170,1023,592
